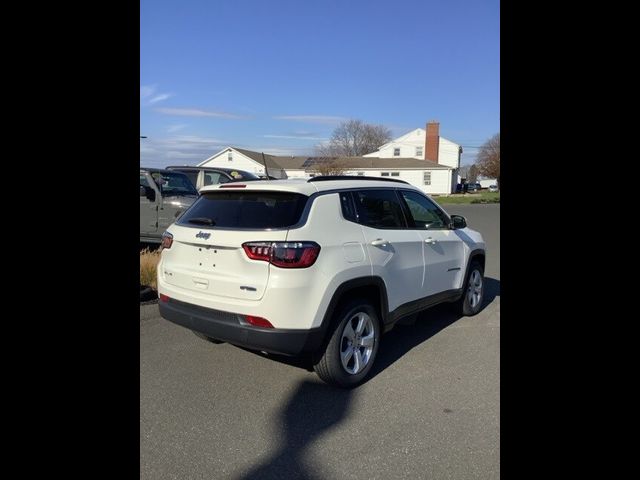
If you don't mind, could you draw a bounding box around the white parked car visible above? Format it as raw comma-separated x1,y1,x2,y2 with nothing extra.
488,184,499,192
157,176,486,387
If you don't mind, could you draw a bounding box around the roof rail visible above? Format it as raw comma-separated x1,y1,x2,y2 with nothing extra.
307,175,409,185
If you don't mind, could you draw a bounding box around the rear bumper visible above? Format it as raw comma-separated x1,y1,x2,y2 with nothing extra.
158,297,324,356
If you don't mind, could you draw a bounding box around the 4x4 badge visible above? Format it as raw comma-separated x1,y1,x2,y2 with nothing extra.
195,231,211,240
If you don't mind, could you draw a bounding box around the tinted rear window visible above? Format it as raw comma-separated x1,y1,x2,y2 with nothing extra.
177,191,308,229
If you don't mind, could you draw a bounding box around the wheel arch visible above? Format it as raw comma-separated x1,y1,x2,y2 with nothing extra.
459,248,486,292
468,249,485,272
317,276,389,348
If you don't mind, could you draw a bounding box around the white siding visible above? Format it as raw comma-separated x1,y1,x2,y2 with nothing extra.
479,178,497,188
369,129,426,159
438,137,460,169
282,168,453,195
396,169,451,195
284,169,309,178
364,128,461,168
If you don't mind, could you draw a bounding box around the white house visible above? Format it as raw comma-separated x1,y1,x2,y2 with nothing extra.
195,121,462,194
198,147,455,195
364,121,463,169
365,121,463,186
198,147,289,178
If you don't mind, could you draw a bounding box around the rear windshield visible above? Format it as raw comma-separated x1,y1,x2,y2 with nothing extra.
177,191,308,229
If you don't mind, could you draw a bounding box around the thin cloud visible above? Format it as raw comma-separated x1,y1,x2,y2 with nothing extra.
167,124,188,133
246,146,312,156
141,84,172,105
273,115,347,125
140,85,156,98
140,135,316,169
155,107,248,119
149,93,173,104
140,135,229,168
170,135,227,145
262,134,328,141
165,151,208,159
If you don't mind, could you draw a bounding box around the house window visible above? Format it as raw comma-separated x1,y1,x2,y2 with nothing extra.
391,172,400,177
416,146,423,157
227,152,233,161
381,172,390,177
357,172,364,176
423,171,431,185
393,148,400,157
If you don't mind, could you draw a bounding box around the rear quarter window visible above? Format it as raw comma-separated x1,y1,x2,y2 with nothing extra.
177,191,308,229
352,189,407,229
339,192,358,223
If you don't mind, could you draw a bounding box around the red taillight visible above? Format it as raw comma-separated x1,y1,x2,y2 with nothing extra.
242,242,321,268
161,232,173,249
220,184,246,188
242,242,273,262
159,294,170,302
245,315,274,328
271,243,320,268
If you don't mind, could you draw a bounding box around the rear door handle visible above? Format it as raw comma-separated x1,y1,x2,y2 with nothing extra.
371,238,389,247
424,237,437,245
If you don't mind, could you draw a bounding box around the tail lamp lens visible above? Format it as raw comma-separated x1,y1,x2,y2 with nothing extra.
242,241,320,268
242,242,273,262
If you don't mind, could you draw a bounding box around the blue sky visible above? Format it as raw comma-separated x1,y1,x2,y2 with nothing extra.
140,0,499,167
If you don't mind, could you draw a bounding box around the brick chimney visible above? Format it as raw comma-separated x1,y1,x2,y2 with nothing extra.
425,121,439,163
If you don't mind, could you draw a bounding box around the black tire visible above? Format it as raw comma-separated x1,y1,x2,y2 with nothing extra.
313,299,380,388
139,285,156,303
454,260,485,316
192,331,225,344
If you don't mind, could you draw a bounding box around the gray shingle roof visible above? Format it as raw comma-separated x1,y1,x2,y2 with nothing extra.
232,148,287,170
231,147,451,171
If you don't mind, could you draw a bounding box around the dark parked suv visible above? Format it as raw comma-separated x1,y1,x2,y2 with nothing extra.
140,168,198,243
166,166,260,190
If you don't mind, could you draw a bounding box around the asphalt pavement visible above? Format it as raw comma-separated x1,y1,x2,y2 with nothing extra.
140,203,500,479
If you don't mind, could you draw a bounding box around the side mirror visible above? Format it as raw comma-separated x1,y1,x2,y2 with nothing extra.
450,215,467,229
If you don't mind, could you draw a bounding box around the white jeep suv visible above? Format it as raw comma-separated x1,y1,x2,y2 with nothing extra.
157,176,486,387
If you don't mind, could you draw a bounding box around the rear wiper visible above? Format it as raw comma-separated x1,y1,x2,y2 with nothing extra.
187,217,215,226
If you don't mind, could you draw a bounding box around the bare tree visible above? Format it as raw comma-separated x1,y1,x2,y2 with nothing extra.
316,119,392,157
308,158,346,176
476,133,500,186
